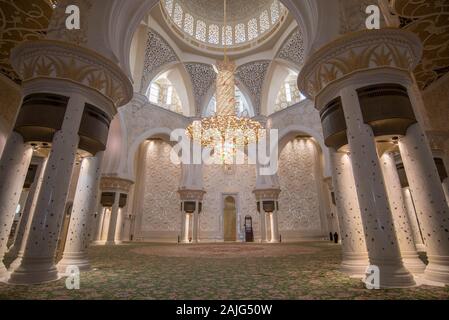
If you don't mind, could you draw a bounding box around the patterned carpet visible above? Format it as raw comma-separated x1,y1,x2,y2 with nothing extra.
0,242,448,300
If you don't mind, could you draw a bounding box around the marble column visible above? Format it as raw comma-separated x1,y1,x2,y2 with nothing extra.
270,210,280,243
114,207,124,245
340,87,415,288
259,204,267,243
399,123,449,283
57,152,103,272
330,150,369,277
443,178,449,206
192,201,199,243
380,152,426,273
8,94,86,284
93,207,106,244
402,187,425,252
0,132,33,279
180,203,187,243
8,157,48,259
105,193,120,245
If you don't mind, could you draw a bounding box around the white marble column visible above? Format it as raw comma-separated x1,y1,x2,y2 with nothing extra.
105,193,120,245
399,123,449,283
402,187,425,252
8,94,86,284
8,157,48,259
330,150,369,277
442,178,449,206
340,87,415,288
0,132,33,279
192,201,199,243
270,210,280,243
380,152,426,274
114,207,124,245
57,152,103,272
259,204,267,243
93,207,106,244
180,203,187,243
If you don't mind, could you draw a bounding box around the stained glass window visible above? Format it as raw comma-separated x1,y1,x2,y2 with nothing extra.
196,20,206,42
260,10,270,33
248,18,258,41
270,1,280,24
173,3,183,28
184,13,194,36
235,23,246,44
208,24,219,44
222,25,233,46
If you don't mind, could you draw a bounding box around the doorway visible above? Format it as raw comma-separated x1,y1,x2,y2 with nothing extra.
223,196,237,241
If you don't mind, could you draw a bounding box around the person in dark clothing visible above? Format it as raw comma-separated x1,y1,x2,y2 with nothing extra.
329,232,333,242
333,232,339,244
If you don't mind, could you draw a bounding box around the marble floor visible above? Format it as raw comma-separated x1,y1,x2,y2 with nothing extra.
0,242,448,300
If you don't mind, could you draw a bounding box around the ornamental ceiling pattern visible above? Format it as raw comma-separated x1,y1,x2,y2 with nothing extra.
235,60,271,115
277,28,305,66
0,0,53,84
388,0,449,89
184,63,216,115
141,30,179,93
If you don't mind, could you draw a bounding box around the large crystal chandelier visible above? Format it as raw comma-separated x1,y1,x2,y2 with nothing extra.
186,0,264,163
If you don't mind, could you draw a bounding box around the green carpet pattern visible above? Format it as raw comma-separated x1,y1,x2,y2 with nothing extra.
0,242,448,300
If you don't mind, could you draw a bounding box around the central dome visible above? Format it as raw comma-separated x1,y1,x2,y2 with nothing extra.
161,0,288,50
177,0,274,24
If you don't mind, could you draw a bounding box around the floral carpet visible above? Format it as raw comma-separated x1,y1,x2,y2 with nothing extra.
0,242,448,300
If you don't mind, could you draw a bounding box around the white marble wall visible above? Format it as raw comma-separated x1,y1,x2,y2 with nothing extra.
277,138,325,240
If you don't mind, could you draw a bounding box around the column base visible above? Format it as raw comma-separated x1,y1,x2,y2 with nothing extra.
57,252,91,272
424,255,449,284
402,252,426,274
340,252,369,278
0,263,8,281
104,241,121,246
364,260,416,288
91,240,106,246
7,257,60,285
416,244,427,252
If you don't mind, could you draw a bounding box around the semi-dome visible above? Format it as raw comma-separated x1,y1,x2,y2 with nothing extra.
161,0,288,51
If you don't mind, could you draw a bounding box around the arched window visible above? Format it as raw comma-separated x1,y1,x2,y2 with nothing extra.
164,0,174,16
173,3,183,28
149,83,161,104
274,73,306,113
235,23,246,44
196,20,206,42
270,1,280,24
184,13,194,36
260,10,270,33
248,18,258,41
222,25,233,46
209,24,219,44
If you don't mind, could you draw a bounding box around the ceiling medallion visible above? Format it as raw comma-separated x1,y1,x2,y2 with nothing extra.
186,0,264,164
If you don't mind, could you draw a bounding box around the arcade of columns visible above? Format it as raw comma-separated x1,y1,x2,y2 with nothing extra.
298,29,449,287
0,27,448,288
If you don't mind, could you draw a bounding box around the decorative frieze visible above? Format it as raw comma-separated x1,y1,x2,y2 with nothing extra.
100,176,134,193
10,40,133,108
298,29,423,100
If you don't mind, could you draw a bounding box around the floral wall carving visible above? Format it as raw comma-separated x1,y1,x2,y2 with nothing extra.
389,0,449,89
278,139,323,234
140,140,181,233
140,30,179,93
0,0,53,84
184,63,216,115
201,162,259,241
277,28,305,66
235,60,271,115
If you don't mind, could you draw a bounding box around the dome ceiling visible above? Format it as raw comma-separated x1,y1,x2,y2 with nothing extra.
160,0,288,52
176,0,274,24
